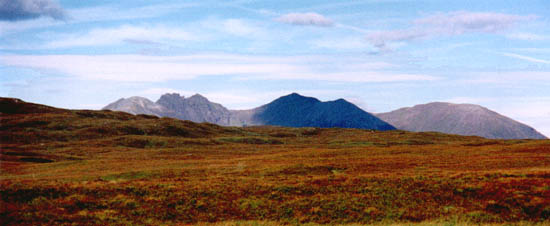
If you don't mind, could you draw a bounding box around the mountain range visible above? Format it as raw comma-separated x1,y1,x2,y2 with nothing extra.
103,93,395,131
103,93,547,139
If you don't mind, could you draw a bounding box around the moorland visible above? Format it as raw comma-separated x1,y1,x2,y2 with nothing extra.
1,97,550,225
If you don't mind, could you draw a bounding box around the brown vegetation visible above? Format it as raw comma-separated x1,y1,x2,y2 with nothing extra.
1,98,549,225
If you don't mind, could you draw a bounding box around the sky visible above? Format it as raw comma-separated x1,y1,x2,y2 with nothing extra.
1,0,549,136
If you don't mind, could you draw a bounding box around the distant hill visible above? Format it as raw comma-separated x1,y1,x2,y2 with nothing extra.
103,93,232,125
237,93,395,130
104,93,395,131
377,102,547,139
156,93,232,125
102,96,168,117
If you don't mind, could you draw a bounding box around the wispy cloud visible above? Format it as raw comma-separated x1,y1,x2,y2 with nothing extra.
506,32,547,41
311,37,374,50
0,54,438,83
275,12,334,27
68,3,198,24
218,19,266,38
367,11,536,49
41,25,197,49
499,52,550,64
461,71,550,84
0,0,66,21
511,48,550,54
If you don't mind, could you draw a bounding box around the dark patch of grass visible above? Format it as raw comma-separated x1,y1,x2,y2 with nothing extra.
217,137,284,145
19,157,53,163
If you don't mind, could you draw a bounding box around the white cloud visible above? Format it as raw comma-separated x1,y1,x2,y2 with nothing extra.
275,12,334,27
499,52,550,64
69,3,197,23
511,48,550,54
506,32,547,41
41,24,196,49
311,37,374,50
220,19,264,37
461,71,550,84
367,11,536,49
413,11,534,34
0,54,439,83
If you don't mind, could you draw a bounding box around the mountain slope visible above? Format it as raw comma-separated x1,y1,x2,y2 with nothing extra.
377,102,547,139
248,93,395,130
102,96,168,116
156,93,232,125
103,93,232,125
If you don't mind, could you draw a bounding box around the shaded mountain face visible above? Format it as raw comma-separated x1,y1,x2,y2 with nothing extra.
377,102,547,139
247,93,395,130
104,93,395,131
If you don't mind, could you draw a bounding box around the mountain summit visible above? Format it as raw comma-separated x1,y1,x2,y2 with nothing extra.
103,93,395,131
246,93,395,130
102,96,167,116
377,102,547,139
156,93,232,125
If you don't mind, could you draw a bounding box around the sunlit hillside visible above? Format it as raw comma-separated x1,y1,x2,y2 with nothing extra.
1,98,549,225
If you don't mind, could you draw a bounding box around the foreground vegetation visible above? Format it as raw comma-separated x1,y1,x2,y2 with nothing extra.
1,98,550,225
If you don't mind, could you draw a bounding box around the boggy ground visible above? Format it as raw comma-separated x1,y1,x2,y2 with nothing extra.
1,98,550,225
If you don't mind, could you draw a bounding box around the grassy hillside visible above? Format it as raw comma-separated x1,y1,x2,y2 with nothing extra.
1,98,550,225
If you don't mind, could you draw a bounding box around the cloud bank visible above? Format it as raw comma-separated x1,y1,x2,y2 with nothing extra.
0,54,437,82
367,11,536,49
0,0,66,21
275,12,334,27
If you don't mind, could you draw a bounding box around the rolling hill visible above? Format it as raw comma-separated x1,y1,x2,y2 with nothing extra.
377,102,547,139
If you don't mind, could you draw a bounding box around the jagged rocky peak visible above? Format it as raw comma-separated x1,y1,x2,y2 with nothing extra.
156,93,185,109
157,93,184,103
187,94,211,103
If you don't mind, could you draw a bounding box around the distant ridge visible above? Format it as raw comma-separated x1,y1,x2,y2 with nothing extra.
377,102,547,139
103,93,395,131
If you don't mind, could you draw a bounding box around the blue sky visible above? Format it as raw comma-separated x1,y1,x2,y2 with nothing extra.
1,0,549,136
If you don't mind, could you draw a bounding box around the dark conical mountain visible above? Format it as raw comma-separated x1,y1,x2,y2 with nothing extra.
246,93,395,130
377,102,547,139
